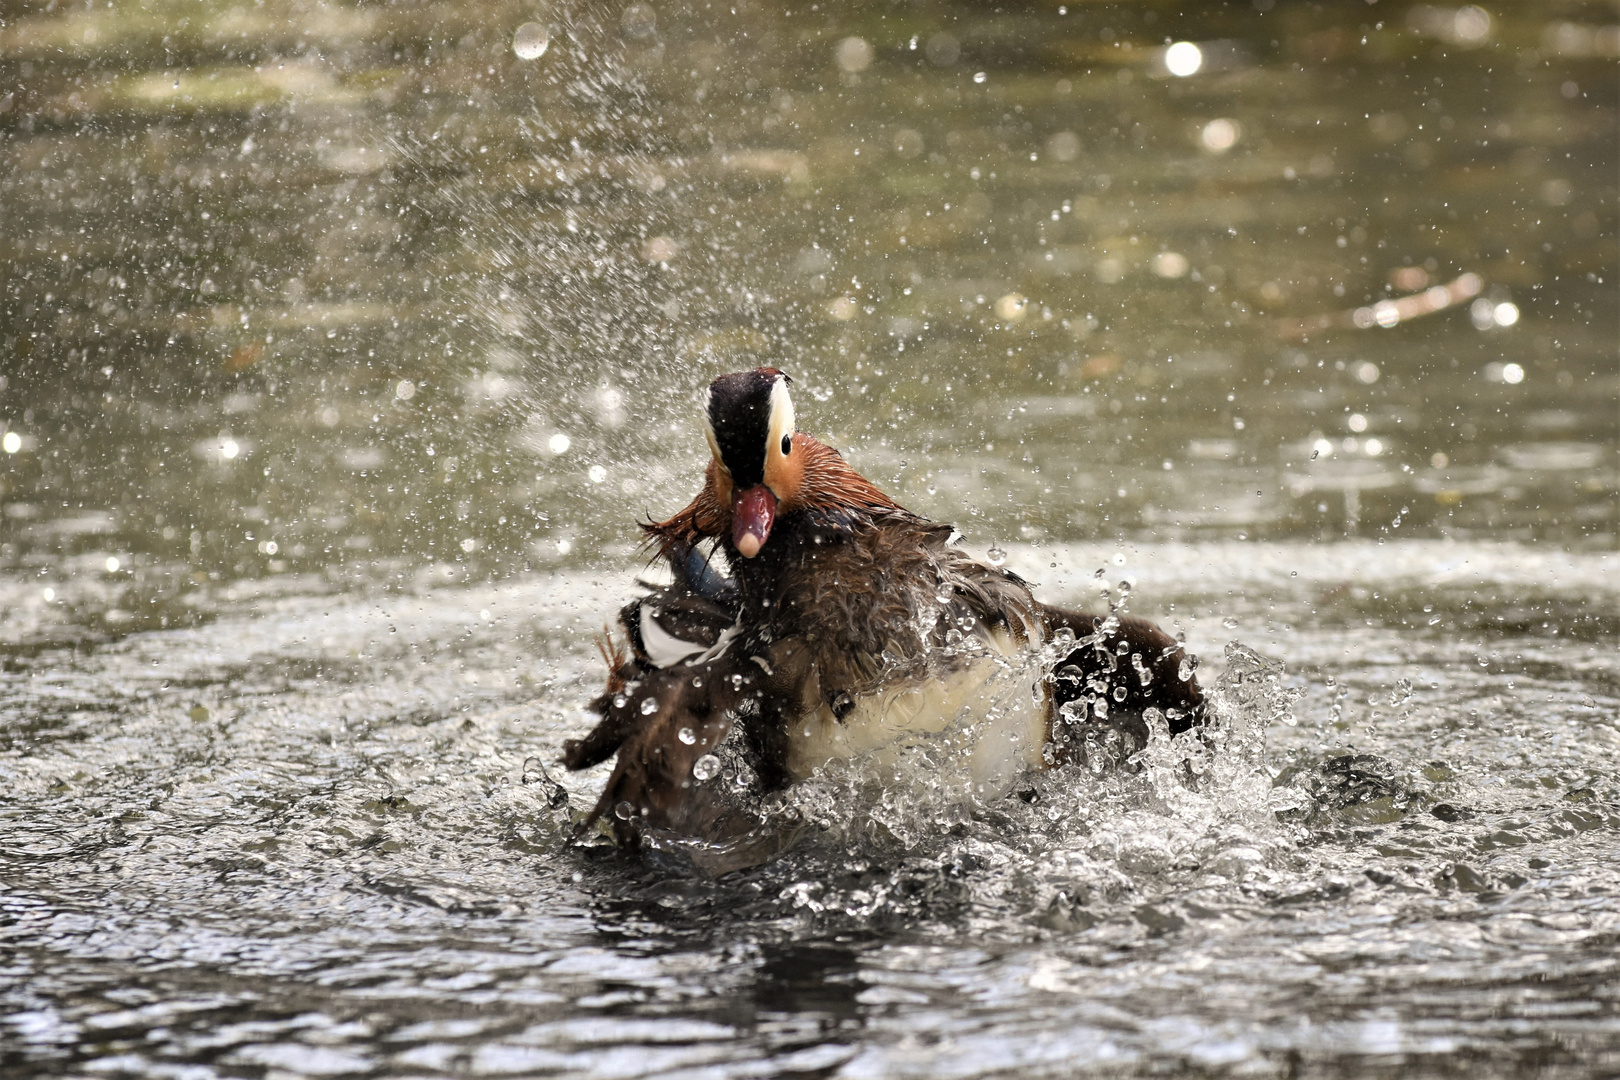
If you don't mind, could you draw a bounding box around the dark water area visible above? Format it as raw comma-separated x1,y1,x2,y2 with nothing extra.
2,0,1618,1076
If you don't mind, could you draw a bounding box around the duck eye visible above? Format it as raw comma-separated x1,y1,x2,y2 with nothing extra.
780,434,792,456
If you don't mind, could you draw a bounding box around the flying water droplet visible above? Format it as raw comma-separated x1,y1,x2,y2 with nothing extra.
692,754,721,781
1132,653,1153,685
513,22,550,60
1084,731,1107,774
677,727,696,745
640,696,659,715
522,757,569,808
1200,118,1240,152
1164,40,1203,77
986,544,1007,567
1222,616,1240,629
613,800,634,820
835,36,874,73
621,3,657,40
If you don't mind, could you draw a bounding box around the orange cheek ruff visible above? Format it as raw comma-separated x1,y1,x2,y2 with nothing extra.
763,433,808,506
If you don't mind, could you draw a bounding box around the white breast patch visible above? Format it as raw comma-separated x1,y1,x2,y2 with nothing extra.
783,628,1048,799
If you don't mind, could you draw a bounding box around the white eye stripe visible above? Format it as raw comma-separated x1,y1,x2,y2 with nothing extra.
767,377,795,457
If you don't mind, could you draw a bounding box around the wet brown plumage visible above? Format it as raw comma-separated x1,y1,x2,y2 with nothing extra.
564,369,1205,868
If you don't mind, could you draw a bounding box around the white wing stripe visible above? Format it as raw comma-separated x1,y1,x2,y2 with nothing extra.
639,606,710,668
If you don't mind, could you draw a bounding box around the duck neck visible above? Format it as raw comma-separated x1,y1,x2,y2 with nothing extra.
726,505,852,630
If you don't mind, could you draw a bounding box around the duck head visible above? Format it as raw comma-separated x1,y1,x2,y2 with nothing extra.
702,367,801,558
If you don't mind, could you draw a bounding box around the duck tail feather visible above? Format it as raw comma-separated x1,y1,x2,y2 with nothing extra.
595,625,629,679
562,628,641,772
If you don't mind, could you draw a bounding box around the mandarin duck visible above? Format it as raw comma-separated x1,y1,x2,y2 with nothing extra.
563,368,1205,867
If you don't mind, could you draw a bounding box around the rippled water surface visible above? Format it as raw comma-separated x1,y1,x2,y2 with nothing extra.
2,0,1617,1076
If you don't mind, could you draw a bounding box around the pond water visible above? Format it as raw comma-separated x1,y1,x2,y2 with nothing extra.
2,0,1617,1076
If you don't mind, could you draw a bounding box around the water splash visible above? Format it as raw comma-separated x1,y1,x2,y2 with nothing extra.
708,638,1311,934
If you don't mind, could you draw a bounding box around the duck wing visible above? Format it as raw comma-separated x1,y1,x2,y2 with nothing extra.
624,589,736,669
1040,606,1206,759
622,543,739,669
568,636,815,862
561,545,737,775
911,535,1207,749
576,655,750,843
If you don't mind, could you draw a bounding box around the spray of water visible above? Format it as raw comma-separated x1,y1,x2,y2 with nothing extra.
604,630,1312,933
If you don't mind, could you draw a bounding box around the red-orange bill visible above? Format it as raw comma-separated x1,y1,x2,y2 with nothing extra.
731,485,776,558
